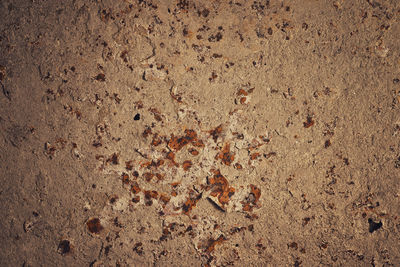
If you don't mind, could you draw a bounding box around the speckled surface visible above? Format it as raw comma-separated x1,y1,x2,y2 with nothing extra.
1,0,400,266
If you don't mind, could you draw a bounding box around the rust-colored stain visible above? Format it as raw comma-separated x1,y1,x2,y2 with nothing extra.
144,190,158,199
132,196,140,203
234,163,243,170
209,125,222,143
242,184,261,212
167,134,188,151
125,160,133,170
250,184,261,203
144,190,159,206
143,172,154,182
182,190,202,215
204,235,227,253
303,115,315,128
216,143,235,166
250,152,260,160
107,153,119,165
192,139,205,148
141,159,163,169
165,151,178,166
121,172,130,184
237,89,248,96
155,173,164,181
170,181,181,187
94,113,264,252
207,169,235,206
131,182,141,194
182,160,193,171
149,107,163,122
142,127,152,138
168,129,203,151
151,134,162,146
188,148,199,155
159,194,171,205
87,218,104,234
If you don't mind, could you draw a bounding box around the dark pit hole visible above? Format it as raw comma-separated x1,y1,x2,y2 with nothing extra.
324,140,331,148
104,245,112,256
57,240,71,255
95,73,105,82
368,218,382,233
134,113,140,121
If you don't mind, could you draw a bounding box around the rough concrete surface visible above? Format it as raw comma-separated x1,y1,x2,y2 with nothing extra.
1,0,400,266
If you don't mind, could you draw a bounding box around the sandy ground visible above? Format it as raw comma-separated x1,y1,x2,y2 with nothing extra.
1,0,400,266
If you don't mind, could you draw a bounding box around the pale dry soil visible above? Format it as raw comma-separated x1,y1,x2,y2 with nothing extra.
1,0,400,266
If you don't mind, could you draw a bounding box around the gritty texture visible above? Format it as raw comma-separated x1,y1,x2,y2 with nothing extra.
1,0,400,266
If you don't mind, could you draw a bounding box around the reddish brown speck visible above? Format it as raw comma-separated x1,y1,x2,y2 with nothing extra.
151,134,162,146
144,190,158,199
192,139,205,148
182,160,193,171
125,160,133,170
149,108,163,121
303,115,315,128
121,173,130,184
142,127,152,138
155,173,164,180
205,235,227,253
160,194,171,204
143,172,154,181
209,125,223,143
166,151,178,166
250,184,261,202
242,184,261,212
132,196,140,203
188,148,199,155
250,152,260,160
237,89,248,96
131,182,141,194
107,153,119,165
234,163,243,170
87,218,104,234
216,143,234,166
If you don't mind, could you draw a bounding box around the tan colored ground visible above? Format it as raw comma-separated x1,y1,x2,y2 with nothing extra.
1,0,400,266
